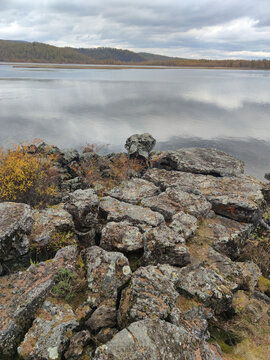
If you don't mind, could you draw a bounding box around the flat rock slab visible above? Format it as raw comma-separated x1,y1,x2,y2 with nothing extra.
0,246,78,359
82,246,132,307
169,211,198,239
99,196,165,227
144,169,264,223
107,178,160,204
30,204,74,248
93,319,223,360
0,202,33,263
196,216,254,259
142,225,190,266
17,300,79,360
153,147,244,176
119,265,179,327
141,186,212,220
100,222,144,252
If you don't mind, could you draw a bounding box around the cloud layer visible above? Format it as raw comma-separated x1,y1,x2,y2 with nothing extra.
0,0,270,58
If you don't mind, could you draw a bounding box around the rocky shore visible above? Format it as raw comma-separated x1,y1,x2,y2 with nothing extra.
0,134,270,359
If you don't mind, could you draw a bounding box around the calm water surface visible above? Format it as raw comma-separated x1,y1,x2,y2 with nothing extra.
0,64,270,178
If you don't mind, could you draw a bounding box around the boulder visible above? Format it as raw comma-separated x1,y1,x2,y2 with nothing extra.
30,204,74,249
0,246,78,358
125,133,156,159
99,196,165,227
93,319,223,360
118,265,179,327
107,178,160,204
142,225,190,266
153,147,244,176
169,211,198,239
64,189,99,243
100,222,144,252
141,186,212,220
82,246,131,307
86,304,117,332
0,202,33,264
144,169,265,223
17,300,79,360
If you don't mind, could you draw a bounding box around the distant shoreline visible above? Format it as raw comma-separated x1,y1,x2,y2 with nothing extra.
6,63,270,70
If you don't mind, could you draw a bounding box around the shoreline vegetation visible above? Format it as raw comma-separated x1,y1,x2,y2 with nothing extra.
1,39,270,70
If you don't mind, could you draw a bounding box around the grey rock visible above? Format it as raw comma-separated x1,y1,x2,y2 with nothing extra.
95,328,118,345
169,211,198,239
60,177,88,193
125,133,156,159
64,330,91,360
141,186,212,220
100,196,165,227
107,178,160,204
118,265,179,327
17,300,79,360
59,148,80,166
144,169,265,223
82,246,132,307
30,204,74,248
93,319,221,360
100,222,144,252
86,304,116,331
142,225,190,266
0,245,78,358
154,147,244,176
64,188,99,234
0,202,33,263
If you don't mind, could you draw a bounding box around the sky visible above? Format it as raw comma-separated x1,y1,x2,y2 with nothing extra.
1,0,270,59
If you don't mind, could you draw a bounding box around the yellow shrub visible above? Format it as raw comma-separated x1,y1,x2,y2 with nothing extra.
0,144,58,206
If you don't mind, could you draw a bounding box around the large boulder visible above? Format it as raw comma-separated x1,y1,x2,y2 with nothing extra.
125,133,156,159
0,202,33,266
144,169,265,223
118,265,179,327
153,147,244,177
0,246,78,359
17,300,79,360
99,196,165,227
100,222,144,252
93,319,223,360
82,246,132,307
107,178,160,205
30,204,74,249
142,225,190,266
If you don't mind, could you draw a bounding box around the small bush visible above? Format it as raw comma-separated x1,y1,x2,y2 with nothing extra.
0,143,58,207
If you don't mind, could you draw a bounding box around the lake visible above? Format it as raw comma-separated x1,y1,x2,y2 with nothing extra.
0,63,270,179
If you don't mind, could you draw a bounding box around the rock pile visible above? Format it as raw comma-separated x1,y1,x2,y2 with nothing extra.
0,135,269,360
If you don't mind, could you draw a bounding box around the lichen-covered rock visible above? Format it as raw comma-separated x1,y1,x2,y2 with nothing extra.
64,188,99,244
142,225,190,266
118,265,179,326
99,196,165,227
86,304,117,331
107,178,160,204
93,319,223,360
64,330,91,360
176,263,234,315
17,300,79,360
141,186,212,220
154,147,244,177
0,246,78,359
144,169,264,223
82,246,132,307
100,222,144,252
0,202,33,263
30,204,74,248
196,216,254,259
169,211,198,239
125,133,156,159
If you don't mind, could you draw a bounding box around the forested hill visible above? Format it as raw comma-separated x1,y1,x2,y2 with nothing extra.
1,39,270,69
0,40,174,64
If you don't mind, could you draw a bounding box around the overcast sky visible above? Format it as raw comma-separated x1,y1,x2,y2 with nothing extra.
1,0,270,59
